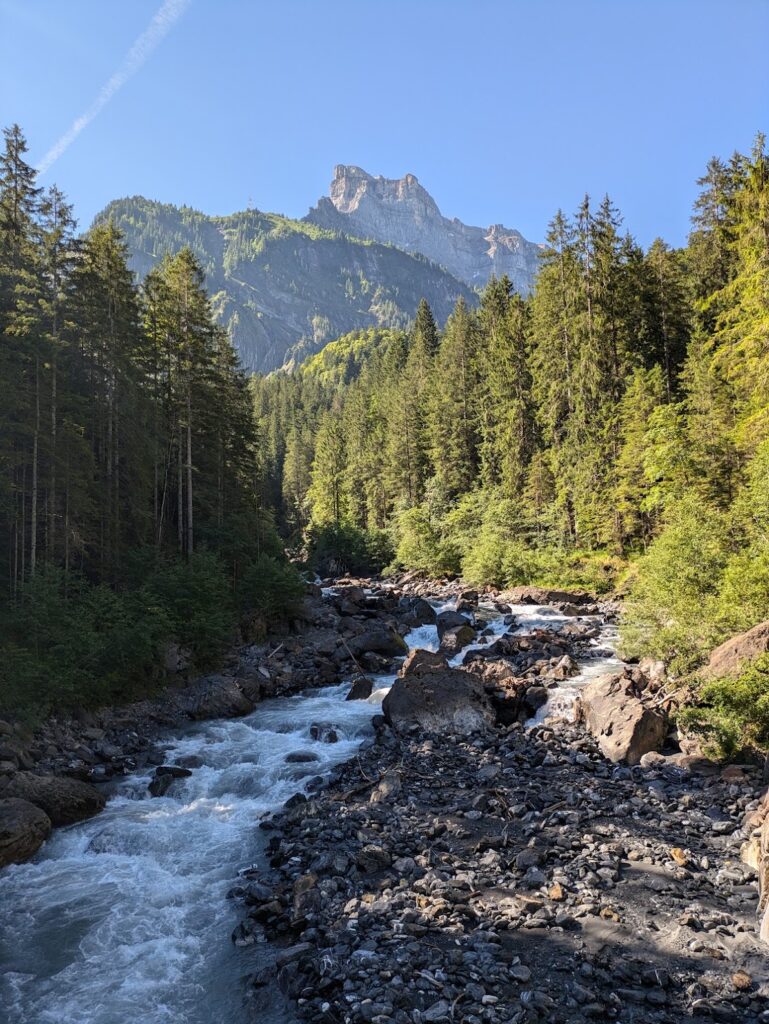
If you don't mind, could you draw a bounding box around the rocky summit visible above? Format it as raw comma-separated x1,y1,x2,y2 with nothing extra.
306,165,543,293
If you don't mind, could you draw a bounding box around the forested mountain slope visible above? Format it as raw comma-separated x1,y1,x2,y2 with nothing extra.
93,198,475,372
256,134,769,755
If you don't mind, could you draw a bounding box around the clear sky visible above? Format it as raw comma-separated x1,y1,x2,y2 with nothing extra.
1,0,767,247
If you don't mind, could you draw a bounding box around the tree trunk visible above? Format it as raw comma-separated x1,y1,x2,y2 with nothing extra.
30,356,39,577
186,390,193,559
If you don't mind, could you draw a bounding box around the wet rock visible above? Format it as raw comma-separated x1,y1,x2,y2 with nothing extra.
579,672,667,764
436,610,470,639
346,676,374,701
2,771,105,826
286,751,321,764
310,723,339,743
0,798,51,867
439,622,476,654
186,677,255,720
348,628,408,659
399,597,437,627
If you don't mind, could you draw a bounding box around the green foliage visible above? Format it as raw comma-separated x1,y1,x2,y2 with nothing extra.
0,126,312,722
677,655,769,760
0,569,170,719
307,522,394,577
620,497,729,672
141,553,235,666
236,554,305,627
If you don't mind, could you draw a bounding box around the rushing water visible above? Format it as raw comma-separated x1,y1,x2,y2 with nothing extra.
0,597,619,1024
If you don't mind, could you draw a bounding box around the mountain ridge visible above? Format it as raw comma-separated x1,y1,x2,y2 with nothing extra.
94,169,539,373
305,165,542,292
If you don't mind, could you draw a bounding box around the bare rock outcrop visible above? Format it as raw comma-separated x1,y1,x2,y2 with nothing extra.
306,165,541,293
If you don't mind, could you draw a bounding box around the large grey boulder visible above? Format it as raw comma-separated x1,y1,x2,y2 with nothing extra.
498,586,593,607
702,620,769,679
348,628,408,659
579,673,667,765
436,610,471,639
382,668,494,734
2,771,106,826
0,798,51,867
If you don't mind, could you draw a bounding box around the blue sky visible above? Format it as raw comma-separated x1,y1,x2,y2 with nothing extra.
1,0,767,246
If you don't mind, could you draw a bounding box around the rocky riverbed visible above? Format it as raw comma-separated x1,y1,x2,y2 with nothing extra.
2,578,769,1024
231,582,769,1024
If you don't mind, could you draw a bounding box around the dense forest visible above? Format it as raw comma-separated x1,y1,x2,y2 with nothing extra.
255,135,769,756
0,125,302,719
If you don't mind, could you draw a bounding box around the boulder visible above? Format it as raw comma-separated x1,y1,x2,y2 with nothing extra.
399,597,437,627
348,628,408,659
0,798,51,868
436,609,471,639
439,622,476,654
498,585,593,607
382,668,494,734
579,672,667,765
186,677,255,720
399,649,449,677
345,675,374,701
702,620,769,679
2,771,105,826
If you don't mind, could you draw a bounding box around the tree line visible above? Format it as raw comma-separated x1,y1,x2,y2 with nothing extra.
0,125,301,718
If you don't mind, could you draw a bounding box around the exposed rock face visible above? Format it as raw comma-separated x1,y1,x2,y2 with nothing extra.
382,668,494,734
0,798,51,866
702,620,769,679
2,772,106,827
579,673,667,765
307,166,542,293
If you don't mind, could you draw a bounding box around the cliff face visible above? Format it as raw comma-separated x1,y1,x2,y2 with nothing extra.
94,198,474,373
306,165,542,293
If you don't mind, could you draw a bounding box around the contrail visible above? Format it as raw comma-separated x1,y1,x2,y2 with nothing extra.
37,0,191,175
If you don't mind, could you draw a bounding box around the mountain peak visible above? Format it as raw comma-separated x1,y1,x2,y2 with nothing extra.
307,167,540,291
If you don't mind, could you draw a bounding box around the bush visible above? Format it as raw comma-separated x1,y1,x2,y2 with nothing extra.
393,506,461,577
142,552,235,666
237,554,305,629
620,496,729,673
307,522,395,576
0,568,171,719
677,654,769,760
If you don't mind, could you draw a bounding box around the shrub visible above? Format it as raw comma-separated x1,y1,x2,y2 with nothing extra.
141,552,235,666
307,522,395,576
620,496,729,673
237,554,305,629
677,654,769,760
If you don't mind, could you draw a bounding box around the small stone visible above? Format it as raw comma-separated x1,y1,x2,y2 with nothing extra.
548,882,565,901
670,847,688,867
732,970,753,991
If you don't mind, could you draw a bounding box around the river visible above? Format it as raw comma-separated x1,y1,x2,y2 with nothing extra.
0,596,620,1024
